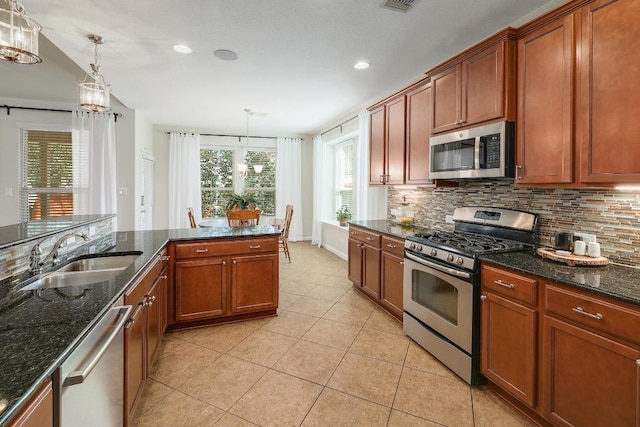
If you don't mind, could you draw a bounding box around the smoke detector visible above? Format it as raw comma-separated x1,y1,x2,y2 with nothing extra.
380,0,417,12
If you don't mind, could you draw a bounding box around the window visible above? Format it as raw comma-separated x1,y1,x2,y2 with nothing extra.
19,130,74,221
335,140,353,213
200,142,277,218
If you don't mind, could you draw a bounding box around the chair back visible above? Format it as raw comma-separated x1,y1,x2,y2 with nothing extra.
281,205,294,238
226,209,261,226
187,207,197,228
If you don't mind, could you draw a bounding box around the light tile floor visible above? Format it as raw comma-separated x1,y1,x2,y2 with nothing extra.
132,242,534,427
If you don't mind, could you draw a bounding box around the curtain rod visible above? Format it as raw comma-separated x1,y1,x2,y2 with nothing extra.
165,132,278,140
2,105,122,122
320,115,358,136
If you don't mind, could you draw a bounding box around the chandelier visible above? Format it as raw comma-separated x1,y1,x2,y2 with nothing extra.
237,109,264,177
79,34,111,112
0,0,42,64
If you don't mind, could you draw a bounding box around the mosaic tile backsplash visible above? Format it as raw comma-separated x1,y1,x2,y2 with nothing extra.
388,180,640,266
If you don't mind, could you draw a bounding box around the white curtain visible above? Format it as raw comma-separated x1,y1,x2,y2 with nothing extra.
311,135,323,246
72,111,117,226
354,111,386,220
275,137,303,241
168,132,201,229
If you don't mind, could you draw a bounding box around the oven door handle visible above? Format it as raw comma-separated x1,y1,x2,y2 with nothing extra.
404,252,471,279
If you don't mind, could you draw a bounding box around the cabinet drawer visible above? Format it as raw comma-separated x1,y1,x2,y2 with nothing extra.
126,253,165,304
348,227,381,248
175,238,278,260
481,264,537,305
381,236,404,257
545,285,640,345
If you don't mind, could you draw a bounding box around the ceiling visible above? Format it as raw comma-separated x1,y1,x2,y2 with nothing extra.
5,0,566,136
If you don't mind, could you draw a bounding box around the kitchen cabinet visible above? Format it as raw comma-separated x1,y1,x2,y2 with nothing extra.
578,0,640,184
6,380,52,427
543,284,640,427
480,265,538,408
171,236,279,326
380,236,404,320
369,95,406,185
124,250,169,424
429,31,516,134
405,81,433,185
347,226,381,299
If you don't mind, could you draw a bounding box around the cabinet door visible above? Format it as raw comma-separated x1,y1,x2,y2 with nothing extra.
124,303,145,422
380,251,403,319
348,239,363,287
361,245,381,299
517,15,574,185
175,258,226,321
579,0,640,183
462,42,505,127
146,277,161,368
369,105,386,185
405,83,433,185
8,380,53,427
432,64,462,134
385,96,406,185
230,254,278,313
543,315,640,427
481,292,537,408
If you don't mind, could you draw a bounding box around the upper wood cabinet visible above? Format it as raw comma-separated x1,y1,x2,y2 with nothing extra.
369,95,406,185
516,14,575,185
429,30,516,134
578,0,640,184
405,82,433,185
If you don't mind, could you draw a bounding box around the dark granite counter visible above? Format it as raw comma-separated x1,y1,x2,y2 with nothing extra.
480,250,640,306
348,220,430,239
0,225,280,425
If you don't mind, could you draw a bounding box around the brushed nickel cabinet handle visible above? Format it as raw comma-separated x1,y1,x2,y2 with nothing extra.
572,306,603,320
636,359,640,367
516,165,523,180
480,295,487,301
233,260,237,264
222,261,226,266
195,249,209,253
160,274,168,280
249,245,261,249
160,255,170,261
386,244,396,248
366,237,374,241
494,279,515,289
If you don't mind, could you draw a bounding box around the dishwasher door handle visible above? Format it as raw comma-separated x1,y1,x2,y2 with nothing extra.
63,305,132,387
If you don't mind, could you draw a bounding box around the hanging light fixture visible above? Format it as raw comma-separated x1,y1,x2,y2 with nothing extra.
0,0,42,64
237,108,263,177
79,34,111,112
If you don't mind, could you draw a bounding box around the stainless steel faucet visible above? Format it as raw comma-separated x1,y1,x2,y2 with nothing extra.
30,231,91,274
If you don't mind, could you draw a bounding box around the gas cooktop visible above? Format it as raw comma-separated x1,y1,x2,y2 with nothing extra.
407,231,529,255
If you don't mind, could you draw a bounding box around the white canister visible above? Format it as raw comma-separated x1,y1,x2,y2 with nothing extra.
573,240,586,256
588,242,601,258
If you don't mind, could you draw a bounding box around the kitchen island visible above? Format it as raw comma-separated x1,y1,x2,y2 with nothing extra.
0,224,280,426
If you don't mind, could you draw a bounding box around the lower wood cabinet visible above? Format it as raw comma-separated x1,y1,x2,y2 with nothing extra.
7,380,53,427
380,236,404,320
175,257,226,321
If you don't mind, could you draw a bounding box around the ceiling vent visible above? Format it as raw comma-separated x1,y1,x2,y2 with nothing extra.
380,0,417,12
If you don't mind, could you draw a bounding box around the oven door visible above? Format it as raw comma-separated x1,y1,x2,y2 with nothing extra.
403,252,474,353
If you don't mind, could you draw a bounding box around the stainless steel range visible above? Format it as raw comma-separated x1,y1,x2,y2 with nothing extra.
403,207,538,385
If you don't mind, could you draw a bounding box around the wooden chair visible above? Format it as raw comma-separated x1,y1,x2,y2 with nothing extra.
187,207,197,228
280,205,294,263
226,209,261,226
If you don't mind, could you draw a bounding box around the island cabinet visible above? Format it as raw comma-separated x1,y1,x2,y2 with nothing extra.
348,225,404,321
428,29,517,135
124,248,169,425
170,236,279,327
6,380,53,427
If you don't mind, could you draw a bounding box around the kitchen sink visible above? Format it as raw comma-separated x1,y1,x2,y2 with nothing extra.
20,253,141,291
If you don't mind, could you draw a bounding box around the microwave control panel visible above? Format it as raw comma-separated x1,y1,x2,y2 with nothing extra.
479,133,501,169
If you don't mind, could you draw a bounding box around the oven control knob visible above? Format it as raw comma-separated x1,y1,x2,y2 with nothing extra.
417,245,423,252
456,257,464,265
410,243,416,250
430,249,437,256
446,254,454,262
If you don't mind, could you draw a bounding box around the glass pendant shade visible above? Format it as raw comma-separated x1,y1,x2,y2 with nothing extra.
237,162,248,174
0,0,42,64
253,164,264,174
79,34,111,112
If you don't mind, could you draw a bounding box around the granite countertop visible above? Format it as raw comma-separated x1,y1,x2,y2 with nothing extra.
348,220,430,239
480,250,640,306
0,225,280,425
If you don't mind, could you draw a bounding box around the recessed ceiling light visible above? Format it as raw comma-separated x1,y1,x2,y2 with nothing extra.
173,44,192,54
214,49,238,61
354,61,370,70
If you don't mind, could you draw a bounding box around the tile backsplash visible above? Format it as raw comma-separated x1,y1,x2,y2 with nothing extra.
389,180,640,266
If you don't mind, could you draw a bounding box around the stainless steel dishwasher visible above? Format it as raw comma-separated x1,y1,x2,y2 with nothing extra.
55,304,132,426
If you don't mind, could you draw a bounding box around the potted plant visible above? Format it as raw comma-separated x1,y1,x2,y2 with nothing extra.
225,192,258,211
336,205,351,226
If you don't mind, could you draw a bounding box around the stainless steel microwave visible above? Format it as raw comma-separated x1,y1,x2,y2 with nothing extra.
429,121,515,179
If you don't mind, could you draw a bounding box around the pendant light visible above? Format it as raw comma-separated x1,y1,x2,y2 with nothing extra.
237,108,263,177
79,34,111,112
0,0,42,64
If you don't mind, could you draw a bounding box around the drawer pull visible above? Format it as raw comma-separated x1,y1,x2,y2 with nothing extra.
386,244,397,248
160,274,168,280
494,280,515,289
160,255,171,261
366,237,375,241
195,249,209,253
636,360,640,368
249,245,261,249
572,306,604,321
480,295,487,301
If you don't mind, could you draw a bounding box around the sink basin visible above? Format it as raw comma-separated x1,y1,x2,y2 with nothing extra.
56,255,140,272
